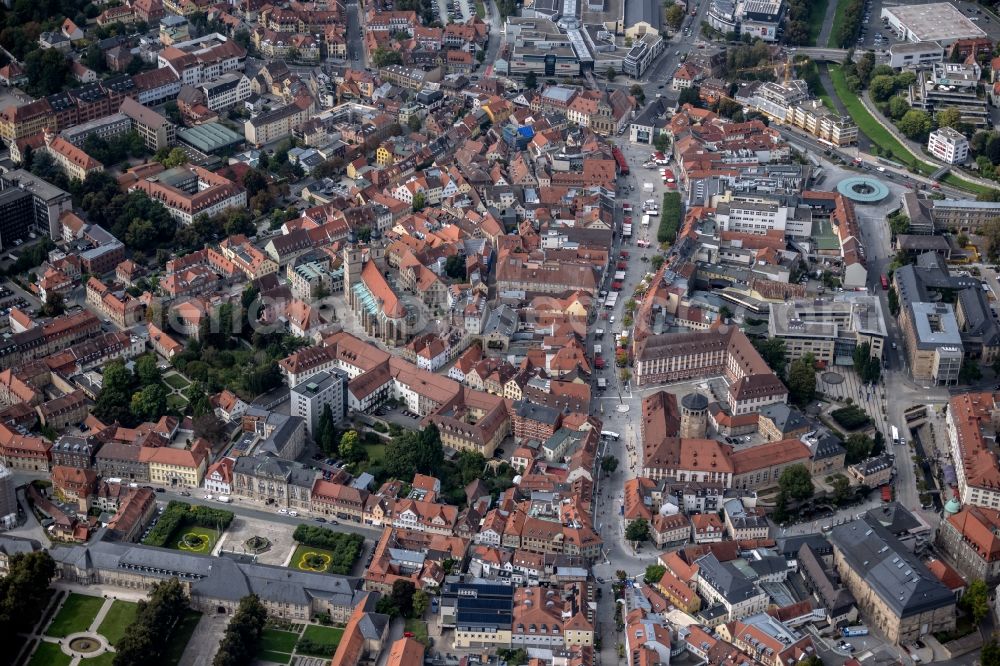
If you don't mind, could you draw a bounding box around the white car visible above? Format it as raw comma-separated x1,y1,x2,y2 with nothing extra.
289,511,299,517
204,494,214,501
279,508,289,514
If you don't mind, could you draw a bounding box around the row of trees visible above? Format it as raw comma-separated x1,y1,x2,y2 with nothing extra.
831,0,865,48
783,0,819,46
114,579,190,666
658,192,681,244
212,595,267,666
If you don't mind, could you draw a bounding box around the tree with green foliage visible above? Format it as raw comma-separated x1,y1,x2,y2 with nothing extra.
844,433,875,465
392,579,416,617
653,132,670,153
606,66,617,81
186,382,213,419
601,456,619,475
678,86,700,107
753,338,787,378
24,48,70,96
869,75,897,103
787,353,817,406
962,579,989,624
372,46,403,67
212,595,267,666
778,464,814,502
412,589,430,617
135,354,162,386
385,425,444,480
665,3,685,29
983,639,1000,666
39,292,66,317
114,579,190,666
412,192,426,212
0,551,56,638
625,518,650,542
525,71,538,90
131,383,168,421
339,430,364,463
444,254,466,280
898,109,932,141
644,564,666,585
960,360,983,384
94,360,136,425
316,405,338,455
936,107,963,130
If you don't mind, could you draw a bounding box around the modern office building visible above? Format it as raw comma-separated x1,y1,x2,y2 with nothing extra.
0,187,33,251
927,127,969,165
768,294,887,365
909,62,989,129
888,41,944,69
290,370,347,435
881,3,986,47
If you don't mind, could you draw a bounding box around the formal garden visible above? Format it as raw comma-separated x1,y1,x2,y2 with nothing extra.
288,525,364,576
142,501,233,550
256,621,345,664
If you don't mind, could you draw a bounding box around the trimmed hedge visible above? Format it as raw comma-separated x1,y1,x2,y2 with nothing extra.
143,501,234,547
292,525,364,575
658,192,681,244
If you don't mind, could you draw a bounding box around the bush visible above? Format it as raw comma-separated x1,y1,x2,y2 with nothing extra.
658,192,681,244
295,638,340,657
831,405,872,430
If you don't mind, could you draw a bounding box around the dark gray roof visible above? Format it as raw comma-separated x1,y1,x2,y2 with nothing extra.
864,502,922,535
828,518,953,617
694,553,762,604
50,540,366,607
797,543,855,616
0,534,42,556
514,399,561,426
758,403,807,434
776,533,831,559
233,452,316,488
624,0,660,31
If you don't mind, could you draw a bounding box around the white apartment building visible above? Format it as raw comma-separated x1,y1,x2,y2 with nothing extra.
928,127,969,165
201,74,251,112
715,200,811,237
290,370,346,434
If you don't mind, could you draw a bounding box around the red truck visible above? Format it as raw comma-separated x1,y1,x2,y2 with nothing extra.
612,281,623,290
617,261,628,270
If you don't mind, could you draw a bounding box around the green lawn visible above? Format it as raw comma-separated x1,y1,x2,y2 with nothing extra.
166,394,189,412
804,0,828,46
942,172,1000,197
404,618,429,646
165,525,219,553
45,594,105,638
163,373,190,389
163,610,202,666
28,642,72,666
366,443,386,463
289,544,342,574
260,629,300,654
828,65,936,175
257,650,293,664
97,600,138,646
301,625,344,645
296,625,343,657
474,0,485,18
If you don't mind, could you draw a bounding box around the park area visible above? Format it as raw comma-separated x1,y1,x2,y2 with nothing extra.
25,593,200,666
257,623,344,664
288,525,364,576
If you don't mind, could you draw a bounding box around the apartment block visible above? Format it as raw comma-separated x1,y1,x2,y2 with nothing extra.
927,127,969,165
290,370,347,435
120,97,175,151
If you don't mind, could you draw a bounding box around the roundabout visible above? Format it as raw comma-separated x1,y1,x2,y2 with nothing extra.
836,176,889,203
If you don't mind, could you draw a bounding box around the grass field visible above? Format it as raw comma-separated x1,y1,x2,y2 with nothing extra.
804,0,829,46
828,65,936,175
301,625,344,645
258,650,293,664
97,600,138,646
942,172,1000,197
167,525,219,553
45,594,105,638
28,642,72,666
260,629,299,653
163,373,190,389
163,610,202,666
404,619,429,646
474,0,485,18
366,443,386,463
290,544,340,573
166,394,189,412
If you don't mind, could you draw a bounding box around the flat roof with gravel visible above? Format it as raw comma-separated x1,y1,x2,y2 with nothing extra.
881,3,986,43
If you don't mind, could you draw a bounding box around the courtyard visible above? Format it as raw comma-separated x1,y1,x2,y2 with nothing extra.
256,622,345,664
215,515,298,565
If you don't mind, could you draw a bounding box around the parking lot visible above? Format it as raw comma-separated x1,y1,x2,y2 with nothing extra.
858,0,1000,50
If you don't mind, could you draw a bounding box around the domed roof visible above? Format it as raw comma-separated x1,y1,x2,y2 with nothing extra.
681,392,709,411
944,497,962,515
